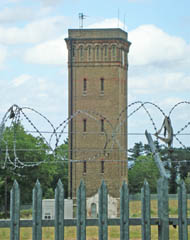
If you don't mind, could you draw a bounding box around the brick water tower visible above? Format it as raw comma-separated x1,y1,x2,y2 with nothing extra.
65,28,131,202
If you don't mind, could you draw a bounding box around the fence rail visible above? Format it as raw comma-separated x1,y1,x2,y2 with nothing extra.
0,178,189,240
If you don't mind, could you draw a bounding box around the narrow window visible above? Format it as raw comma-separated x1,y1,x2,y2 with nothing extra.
83,160,86,173
104,46,107,56
80,47,83,57
112,46,116,57
83,119,87,132
88,47,91,57
101,160,104,173
100,78,104,92
101,119,104,132
83,78,87,92
72,47,75,57
96,46,99,58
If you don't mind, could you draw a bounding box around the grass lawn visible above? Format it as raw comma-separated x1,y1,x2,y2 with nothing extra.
0,199,190,239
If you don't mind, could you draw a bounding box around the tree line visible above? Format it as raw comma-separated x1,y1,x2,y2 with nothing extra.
0,123,68,217
128,141,190,194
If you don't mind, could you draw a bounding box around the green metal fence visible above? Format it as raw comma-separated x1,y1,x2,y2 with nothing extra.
0,178,189,240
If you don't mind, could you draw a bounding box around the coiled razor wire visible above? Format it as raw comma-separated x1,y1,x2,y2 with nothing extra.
0,101,190,170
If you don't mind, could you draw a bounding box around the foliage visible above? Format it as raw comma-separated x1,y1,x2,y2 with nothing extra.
128,155,160,193
128,141,190,193
0,123,68,215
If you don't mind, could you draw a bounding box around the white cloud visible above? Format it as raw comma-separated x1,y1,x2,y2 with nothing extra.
24,36,67,65
0,16,68,44
88,18,126,30
40,0,62,6
0,7,51,23
12,74,32,87
129,24,189,67
1,74,68,116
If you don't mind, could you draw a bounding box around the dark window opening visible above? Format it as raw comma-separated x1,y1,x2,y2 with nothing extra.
80,47,83,57
72,47,75,57
100,78,104,92
83,119,87,132
101,119,104,132
88,47,91,57
83,161,86,173
112,46,116,56
104,46,107,56
101,160,104,173
83,78,87,92
96,47,99,58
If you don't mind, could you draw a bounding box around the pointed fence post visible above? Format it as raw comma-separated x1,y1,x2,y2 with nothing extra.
32,180,42,240
157,177,169,240
10,180,20,240
98,180,108,240
77,180,86,240
178,180,188,240
120,181,129,240
55,179,64,240
141,180,151,240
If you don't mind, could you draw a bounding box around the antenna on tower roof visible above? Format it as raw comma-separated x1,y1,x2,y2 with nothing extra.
79,13,87,29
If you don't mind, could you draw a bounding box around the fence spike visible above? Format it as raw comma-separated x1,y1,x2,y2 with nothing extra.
120,181,129,240
32,180,42,240
10,180,20,240
98,180,108,240
141,179,151,240
178,180,188,240
157,177,169,240
55,179,64,240
77,180,86,240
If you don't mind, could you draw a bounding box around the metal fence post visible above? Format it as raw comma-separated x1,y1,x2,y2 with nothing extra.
32,180,42,240
120,181,129,240
98,180,108,240
55,179,64,240
77,180,86,240
10,180,20,240
157,177,169,240
178,180,188,240
141,180,151,240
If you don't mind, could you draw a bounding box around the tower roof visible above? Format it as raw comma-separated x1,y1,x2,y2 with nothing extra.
67,28,129,42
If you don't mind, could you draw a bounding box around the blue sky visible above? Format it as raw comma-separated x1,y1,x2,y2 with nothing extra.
0,0,190,148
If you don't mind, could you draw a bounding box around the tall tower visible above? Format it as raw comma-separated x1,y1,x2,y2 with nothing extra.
65,29,131,199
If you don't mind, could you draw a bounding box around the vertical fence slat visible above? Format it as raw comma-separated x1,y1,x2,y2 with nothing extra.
77,180,86,240
141,180,151,240
55,179,64,240
10,180,20,240
157,177,169,240
120,181,129,240
178,180,188,240
32,180,42,240
98,180,108,240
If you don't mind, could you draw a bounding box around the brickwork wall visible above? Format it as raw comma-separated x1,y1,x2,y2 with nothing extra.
65,29,131,198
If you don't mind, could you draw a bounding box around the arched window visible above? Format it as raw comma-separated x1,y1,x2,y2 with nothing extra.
112,46,116,57
80,47,83,57
104,46,107,56
88,46,91,57
96,46,99,58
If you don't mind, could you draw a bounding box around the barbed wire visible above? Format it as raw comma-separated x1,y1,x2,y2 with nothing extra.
0,101,190,170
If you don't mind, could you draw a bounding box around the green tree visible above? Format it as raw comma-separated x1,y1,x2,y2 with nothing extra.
0,123,69,217
128,155,160,193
